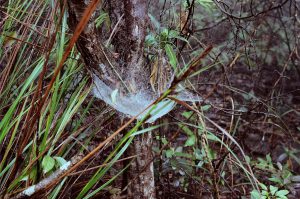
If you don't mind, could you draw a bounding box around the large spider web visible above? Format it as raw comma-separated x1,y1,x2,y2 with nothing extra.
92,72,202,122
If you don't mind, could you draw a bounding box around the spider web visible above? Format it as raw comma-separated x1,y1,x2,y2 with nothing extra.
92,73,202,122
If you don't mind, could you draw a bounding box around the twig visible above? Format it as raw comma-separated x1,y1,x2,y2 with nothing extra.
10,155,83,199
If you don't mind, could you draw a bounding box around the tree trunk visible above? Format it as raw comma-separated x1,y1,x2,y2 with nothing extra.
68,1,156,198
127,131,156,199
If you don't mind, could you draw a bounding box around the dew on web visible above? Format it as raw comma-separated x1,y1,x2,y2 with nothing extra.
92,74,202,122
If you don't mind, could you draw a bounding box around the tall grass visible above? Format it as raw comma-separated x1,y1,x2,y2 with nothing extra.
0,0,94,197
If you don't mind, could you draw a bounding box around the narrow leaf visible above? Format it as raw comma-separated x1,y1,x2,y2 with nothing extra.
165,44,177,71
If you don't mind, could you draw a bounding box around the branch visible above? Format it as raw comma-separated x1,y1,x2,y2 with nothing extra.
11,155,83,199
213,0,289,20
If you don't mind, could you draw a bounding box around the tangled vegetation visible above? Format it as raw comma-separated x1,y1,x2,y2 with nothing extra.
0,0,299,198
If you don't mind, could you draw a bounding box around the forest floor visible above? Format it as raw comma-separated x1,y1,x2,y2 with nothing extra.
154,64,300,198
70,63,300,198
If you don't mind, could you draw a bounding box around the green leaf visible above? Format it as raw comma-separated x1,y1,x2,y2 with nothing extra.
245,155,251,164
161,137,168,145
206,133,219,142
130,124,165,137
174,152,193,159
175,146,183,153
250,190,261,199
165,44,177,71
266,154,272,164
182,111,193,119
201,105,211,111
195,0,215,12
145,34,156,47
20,175,28,182
194,149,203,160
168,30,179,38
259,183,268,191
207,147,216,160
42,155,55,174
180,125,194,136
268,177,283,185
95,11,109,28
185,134,196,147
278,196,288,199
269,185,278,195
161,28,169,38
54,156,68,167
166,149,174,158
262,190,269,196
275,190,289,197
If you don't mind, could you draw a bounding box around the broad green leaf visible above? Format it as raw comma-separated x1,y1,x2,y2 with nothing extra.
250,190,261,199
175,146,183,153
269,185,278,195
196,0,215,11
42,155,55,174
261,190,269,196
161,28,169,38
275,190,289,197
266,154,272,163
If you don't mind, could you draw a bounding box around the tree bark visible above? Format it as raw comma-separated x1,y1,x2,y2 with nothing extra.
127,131,156,199
68,1,156,198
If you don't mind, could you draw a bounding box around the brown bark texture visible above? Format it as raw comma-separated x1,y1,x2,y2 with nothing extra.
67,0,156,198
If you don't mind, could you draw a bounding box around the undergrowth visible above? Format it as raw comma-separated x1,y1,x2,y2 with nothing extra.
0,0,299,198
